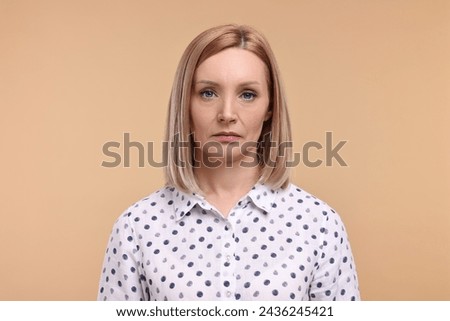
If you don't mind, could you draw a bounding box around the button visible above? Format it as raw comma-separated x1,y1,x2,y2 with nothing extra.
226,291,232,297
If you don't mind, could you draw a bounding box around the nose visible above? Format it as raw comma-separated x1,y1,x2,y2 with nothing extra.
217,97,237,124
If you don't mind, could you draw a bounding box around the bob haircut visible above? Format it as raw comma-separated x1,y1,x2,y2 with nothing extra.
164,24,292,194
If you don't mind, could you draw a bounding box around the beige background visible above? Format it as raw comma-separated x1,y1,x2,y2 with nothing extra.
1,0,449,300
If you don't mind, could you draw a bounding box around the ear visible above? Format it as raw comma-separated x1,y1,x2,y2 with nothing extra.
264,109,273,122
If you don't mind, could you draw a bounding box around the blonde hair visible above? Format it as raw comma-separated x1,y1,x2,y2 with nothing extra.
164,24,292,194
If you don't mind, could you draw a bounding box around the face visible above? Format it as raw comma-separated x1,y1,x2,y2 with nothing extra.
190,48,272,166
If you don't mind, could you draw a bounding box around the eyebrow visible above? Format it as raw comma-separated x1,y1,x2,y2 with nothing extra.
194,80,261,86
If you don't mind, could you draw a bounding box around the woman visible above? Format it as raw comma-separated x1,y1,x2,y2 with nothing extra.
98,24,360,301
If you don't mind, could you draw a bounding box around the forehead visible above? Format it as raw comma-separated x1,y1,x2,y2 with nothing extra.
194,48,268,83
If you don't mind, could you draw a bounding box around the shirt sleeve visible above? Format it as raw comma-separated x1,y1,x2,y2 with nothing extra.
97,210,148,301
308,208,360,301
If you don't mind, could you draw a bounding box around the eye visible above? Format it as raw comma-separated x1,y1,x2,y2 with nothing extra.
200,90,216,99
241,91,257,101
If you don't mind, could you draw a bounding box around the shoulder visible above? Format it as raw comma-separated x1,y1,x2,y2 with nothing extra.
274,184,352,249
278,183,334,209
113,186,177,226
276,183,343,223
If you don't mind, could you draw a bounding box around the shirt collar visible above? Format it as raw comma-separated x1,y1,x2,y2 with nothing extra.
168,186,205,222
246,182,280,214
168,182,283,221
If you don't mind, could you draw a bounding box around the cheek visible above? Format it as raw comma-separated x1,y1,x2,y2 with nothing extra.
245,114,266,137
248,102,270,131
190,109,211,137
189,104,201,128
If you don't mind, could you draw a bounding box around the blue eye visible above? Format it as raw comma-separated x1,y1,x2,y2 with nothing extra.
200,90,216,99
241,91,256,101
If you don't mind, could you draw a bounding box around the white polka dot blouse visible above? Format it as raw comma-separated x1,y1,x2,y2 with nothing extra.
97,183,360,301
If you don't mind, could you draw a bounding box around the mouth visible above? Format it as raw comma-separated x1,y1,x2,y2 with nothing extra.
212,131,242,142
213,131,241,137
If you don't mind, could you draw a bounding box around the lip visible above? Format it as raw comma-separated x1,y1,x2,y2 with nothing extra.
212,131,242,143
213,131,241,137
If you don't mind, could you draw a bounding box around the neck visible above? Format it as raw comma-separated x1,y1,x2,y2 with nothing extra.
194,163,261,197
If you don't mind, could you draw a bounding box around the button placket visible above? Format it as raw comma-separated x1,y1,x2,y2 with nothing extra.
220,216,237,300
